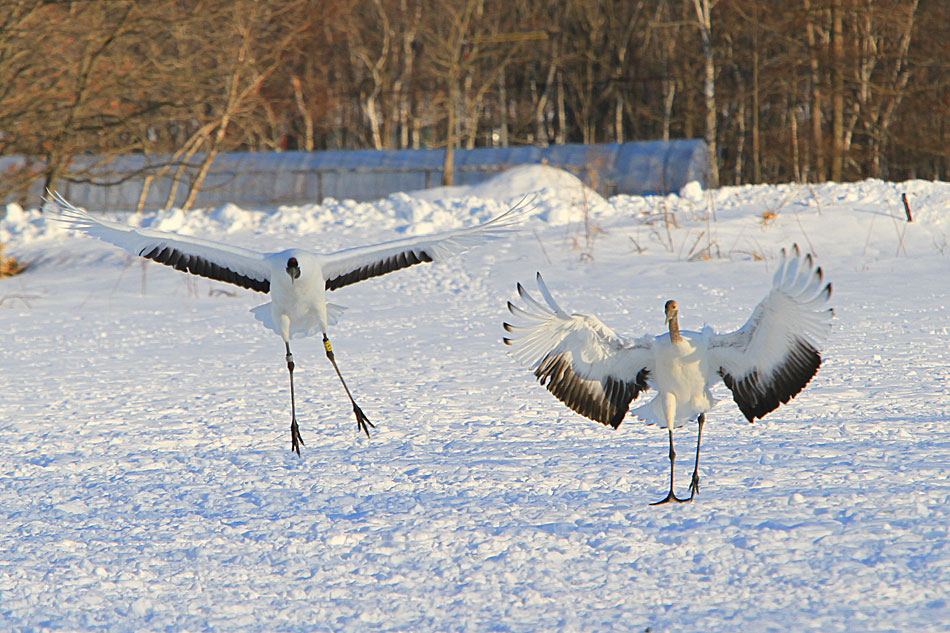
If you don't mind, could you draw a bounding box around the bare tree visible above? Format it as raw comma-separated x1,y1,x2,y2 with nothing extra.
803,0,827,182
0,1,46,203
4,0,950,202
421,0,524,184
15,2,164,193
691,0,719,186
850,0,919,178
168,0,317,209
829,0,844,181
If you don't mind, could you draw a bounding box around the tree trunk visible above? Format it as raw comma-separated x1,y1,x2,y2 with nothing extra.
615,93,624,143
830,0,844,181
533,55,559,146
442,81,457,186
165,143,199,210
497,66,508,146
735,95,746,185
182,139,220,211
291,76,314,151
555,70,567,145
363,90,384,150
661,79,676,141
136,175,154,214
692,0,719,186
751,2,761,183
397,0,420,149
804,0,825,182
790,104,801,183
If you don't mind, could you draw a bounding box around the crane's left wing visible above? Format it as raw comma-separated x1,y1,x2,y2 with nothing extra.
43,192,272,293
320,200,529,291
503,273,653,428
708,245,833,421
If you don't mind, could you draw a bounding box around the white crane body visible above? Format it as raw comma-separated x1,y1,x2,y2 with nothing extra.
632,333,717,430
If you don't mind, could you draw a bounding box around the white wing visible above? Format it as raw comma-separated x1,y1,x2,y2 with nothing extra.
708,244,833,421
503,273,654,428
321,199,529,291
43,191,272,293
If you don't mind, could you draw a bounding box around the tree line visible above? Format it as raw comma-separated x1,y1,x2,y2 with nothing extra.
1,0,946,208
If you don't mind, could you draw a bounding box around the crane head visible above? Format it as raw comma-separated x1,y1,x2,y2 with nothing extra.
664,299,678,326
286,257,301,282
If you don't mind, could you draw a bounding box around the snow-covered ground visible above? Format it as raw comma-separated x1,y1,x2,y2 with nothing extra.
2,165,949,631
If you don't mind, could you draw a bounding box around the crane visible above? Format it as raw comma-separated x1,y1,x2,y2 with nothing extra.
503,245,833,504
45,192,528,454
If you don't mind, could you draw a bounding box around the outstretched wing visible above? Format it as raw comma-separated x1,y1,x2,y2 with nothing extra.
321,199,529,291
503,273,653,428
708,245,833,421
43,191,272,293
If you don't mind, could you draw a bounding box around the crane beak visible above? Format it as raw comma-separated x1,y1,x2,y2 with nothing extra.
286,261,301,283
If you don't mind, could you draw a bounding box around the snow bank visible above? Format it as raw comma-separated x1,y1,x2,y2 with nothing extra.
5,168,948,258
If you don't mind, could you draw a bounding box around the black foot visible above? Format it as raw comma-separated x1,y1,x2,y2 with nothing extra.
353,403,375,438
290,418,304,456
687,474,700,501
650,489,687,505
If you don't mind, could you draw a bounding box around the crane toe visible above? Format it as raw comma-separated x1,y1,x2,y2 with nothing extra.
687,475,700,501
650,490,688,505
354,404,375,438
290,418,304,456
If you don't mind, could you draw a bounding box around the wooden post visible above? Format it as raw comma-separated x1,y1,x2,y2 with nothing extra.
901,193,913,222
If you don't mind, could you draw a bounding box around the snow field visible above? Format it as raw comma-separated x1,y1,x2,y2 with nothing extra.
1,167,949,631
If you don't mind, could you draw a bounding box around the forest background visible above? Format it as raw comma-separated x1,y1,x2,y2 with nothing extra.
1,0,947,206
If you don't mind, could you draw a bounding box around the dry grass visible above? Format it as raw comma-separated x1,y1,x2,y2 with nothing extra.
759,192,791,226
0,244,23,278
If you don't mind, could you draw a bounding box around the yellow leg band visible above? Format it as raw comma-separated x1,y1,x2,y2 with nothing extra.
324,339,333,353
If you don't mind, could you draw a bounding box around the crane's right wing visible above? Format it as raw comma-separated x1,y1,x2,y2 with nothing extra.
44,191,272,293
320,198,530,291
707,245,833,421
503,273,654,428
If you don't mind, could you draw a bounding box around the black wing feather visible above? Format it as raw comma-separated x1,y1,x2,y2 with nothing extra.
719,339,821,421
141,245,270,293
325,249,433,290
533,351,648,428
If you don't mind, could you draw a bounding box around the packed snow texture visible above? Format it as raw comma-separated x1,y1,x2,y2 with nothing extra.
2,165,949,631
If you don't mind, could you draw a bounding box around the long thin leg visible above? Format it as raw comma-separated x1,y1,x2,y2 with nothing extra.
687,413,705,501
323,334,375,437
650,425,685,505
286,342,304,456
